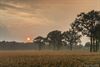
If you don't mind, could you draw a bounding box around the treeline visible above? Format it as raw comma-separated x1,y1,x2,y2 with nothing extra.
0,40,84,50
0,40,91,50
0,41,35,50
33,10,100,52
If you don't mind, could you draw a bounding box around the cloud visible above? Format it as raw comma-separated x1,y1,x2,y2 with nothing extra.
0,23,10,40
0,0,40,18
0,0,100,42
0,0,99,20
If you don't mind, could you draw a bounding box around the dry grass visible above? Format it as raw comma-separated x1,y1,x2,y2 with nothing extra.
0,50,100,67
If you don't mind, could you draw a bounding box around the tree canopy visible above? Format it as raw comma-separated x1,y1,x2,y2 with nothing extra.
47,30,62,50
62,29,81,50
71,10,100,52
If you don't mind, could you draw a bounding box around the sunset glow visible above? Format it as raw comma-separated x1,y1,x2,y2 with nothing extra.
26,37,31,42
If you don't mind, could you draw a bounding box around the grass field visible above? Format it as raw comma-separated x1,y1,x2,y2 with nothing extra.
0,50,100,67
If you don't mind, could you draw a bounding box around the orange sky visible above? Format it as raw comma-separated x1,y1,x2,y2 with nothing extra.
0,0,100,44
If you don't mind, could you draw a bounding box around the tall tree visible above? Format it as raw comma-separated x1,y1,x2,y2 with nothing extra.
47,30,62,50
94,24,100,51
71,10,100,52
62,29,81,50
95,24,100,40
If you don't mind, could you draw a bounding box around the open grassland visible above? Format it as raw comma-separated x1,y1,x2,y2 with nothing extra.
0,50,100,67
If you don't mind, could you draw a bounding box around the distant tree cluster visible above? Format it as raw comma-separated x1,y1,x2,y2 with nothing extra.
33,10,100,52
33,30,82,50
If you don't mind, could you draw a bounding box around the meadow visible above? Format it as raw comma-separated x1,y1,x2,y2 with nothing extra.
0,50,100,67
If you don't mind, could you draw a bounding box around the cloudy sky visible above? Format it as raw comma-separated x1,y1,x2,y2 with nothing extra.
0,0,100,43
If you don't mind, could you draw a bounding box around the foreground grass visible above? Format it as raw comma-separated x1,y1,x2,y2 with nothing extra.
0,50,100,67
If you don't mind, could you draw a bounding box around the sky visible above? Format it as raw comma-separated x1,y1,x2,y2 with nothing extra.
0,0,100,44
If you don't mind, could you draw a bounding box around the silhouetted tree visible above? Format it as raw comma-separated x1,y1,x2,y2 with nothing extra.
47,30,62,50
71,10,100,52
62,29,81,50
94,24,100,51
33,36,45,50
95,24,100,40
85,42,91,48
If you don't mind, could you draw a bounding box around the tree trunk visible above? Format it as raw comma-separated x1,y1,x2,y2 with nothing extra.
90,23,94,52
70,43,72,51
93,37,95,52
96,39,98,52
96,39,99,52
90,36,93,52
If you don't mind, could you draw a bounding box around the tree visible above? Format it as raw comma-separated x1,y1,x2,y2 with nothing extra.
95,24,100,40
47,30,62,50
71,10,100,52
33,36,45,50
85,42,91,48
62,29,81,50
94,24,100,51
